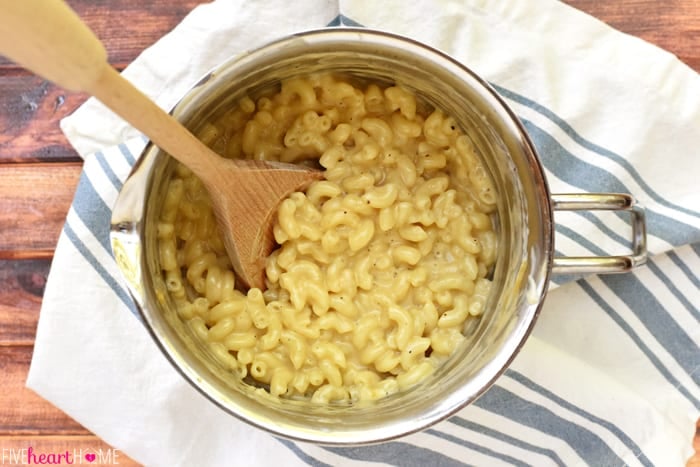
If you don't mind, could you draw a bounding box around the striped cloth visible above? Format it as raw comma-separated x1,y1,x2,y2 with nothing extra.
28,1,699,466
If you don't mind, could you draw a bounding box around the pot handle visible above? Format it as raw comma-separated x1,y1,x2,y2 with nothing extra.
551,193,647,275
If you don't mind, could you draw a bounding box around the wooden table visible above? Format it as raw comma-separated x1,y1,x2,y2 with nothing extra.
1,1,697,465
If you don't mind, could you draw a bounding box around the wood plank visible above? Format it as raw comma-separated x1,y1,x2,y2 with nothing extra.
0,259,48,346
0,346,89,435
0,0,201,71
564,0,700,71
0,0,201,164
0,75,86,163
0,436,139,466
0,163,82,256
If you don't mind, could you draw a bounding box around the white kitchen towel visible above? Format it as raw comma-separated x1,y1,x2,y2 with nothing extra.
28,0,699,466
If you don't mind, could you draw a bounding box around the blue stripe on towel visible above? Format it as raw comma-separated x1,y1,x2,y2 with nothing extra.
599,273,700,385
94,151,124,192
326,14,364,27
325,442,468,466
69,160,142,318
63,221,137,316
475,384,626,466
579,281,700,409
646,258,699,322
668,249,700,292
425,428,529,466
570,210,634,250
522,120,700,246
118,142,137,166
505,370,653,467
554,224,608,256
492,83,700,221
693,242,700,258
275,438,330,467
552,242,700,381
71,168,115,255
448,417,566,466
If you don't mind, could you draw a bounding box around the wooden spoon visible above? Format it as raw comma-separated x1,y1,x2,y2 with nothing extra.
0,0,322,290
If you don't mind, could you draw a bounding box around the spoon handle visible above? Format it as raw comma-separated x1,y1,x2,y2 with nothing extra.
0,0,107,92
0,0,220,177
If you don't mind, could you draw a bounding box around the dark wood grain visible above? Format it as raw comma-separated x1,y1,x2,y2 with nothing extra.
0,163,82,257
0,0,201,71
0,346,88,435
0,0,200,164
0,76,87,163
0,259,49,346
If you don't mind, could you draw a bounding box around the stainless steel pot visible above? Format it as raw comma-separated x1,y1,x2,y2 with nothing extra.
110,28,647,445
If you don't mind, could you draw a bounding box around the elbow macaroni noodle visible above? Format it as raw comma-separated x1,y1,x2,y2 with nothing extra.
157,73,498,403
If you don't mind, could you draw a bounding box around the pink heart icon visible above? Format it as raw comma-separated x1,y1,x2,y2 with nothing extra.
85,453,96,462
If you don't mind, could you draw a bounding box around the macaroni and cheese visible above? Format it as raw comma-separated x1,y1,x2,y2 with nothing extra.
157,73,498,403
